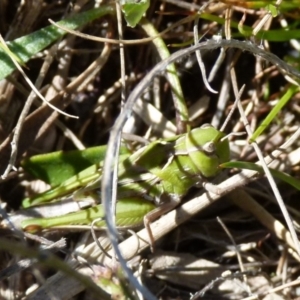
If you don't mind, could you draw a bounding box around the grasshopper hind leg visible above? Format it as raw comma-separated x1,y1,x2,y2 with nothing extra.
143,196,180,252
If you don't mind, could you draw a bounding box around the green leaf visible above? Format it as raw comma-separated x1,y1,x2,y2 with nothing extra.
0,5,114,81
221,161,300,191
121,0,150,27
266,4,278,17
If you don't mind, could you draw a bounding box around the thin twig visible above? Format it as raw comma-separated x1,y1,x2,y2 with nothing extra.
193,0,218,94
217,217,252,296
1,43,58,178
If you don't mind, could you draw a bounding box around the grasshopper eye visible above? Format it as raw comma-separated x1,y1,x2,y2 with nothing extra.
202,141,216,155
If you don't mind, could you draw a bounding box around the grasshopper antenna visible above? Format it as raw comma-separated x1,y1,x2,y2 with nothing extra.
221,131,245,143
220,84,245,133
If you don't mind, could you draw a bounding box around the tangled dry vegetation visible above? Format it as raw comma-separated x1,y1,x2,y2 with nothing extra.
1,0,300,299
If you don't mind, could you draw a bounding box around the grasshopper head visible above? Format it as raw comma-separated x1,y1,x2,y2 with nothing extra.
185,124,230,178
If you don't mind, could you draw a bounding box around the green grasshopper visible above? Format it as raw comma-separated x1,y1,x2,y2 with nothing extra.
19,124,230,233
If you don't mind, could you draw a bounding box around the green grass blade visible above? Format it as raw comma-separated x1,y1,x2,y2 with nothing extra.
221,161,300,191
0,5,114,81
140,17,189,132
250,85,300,142
200,13,300,41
